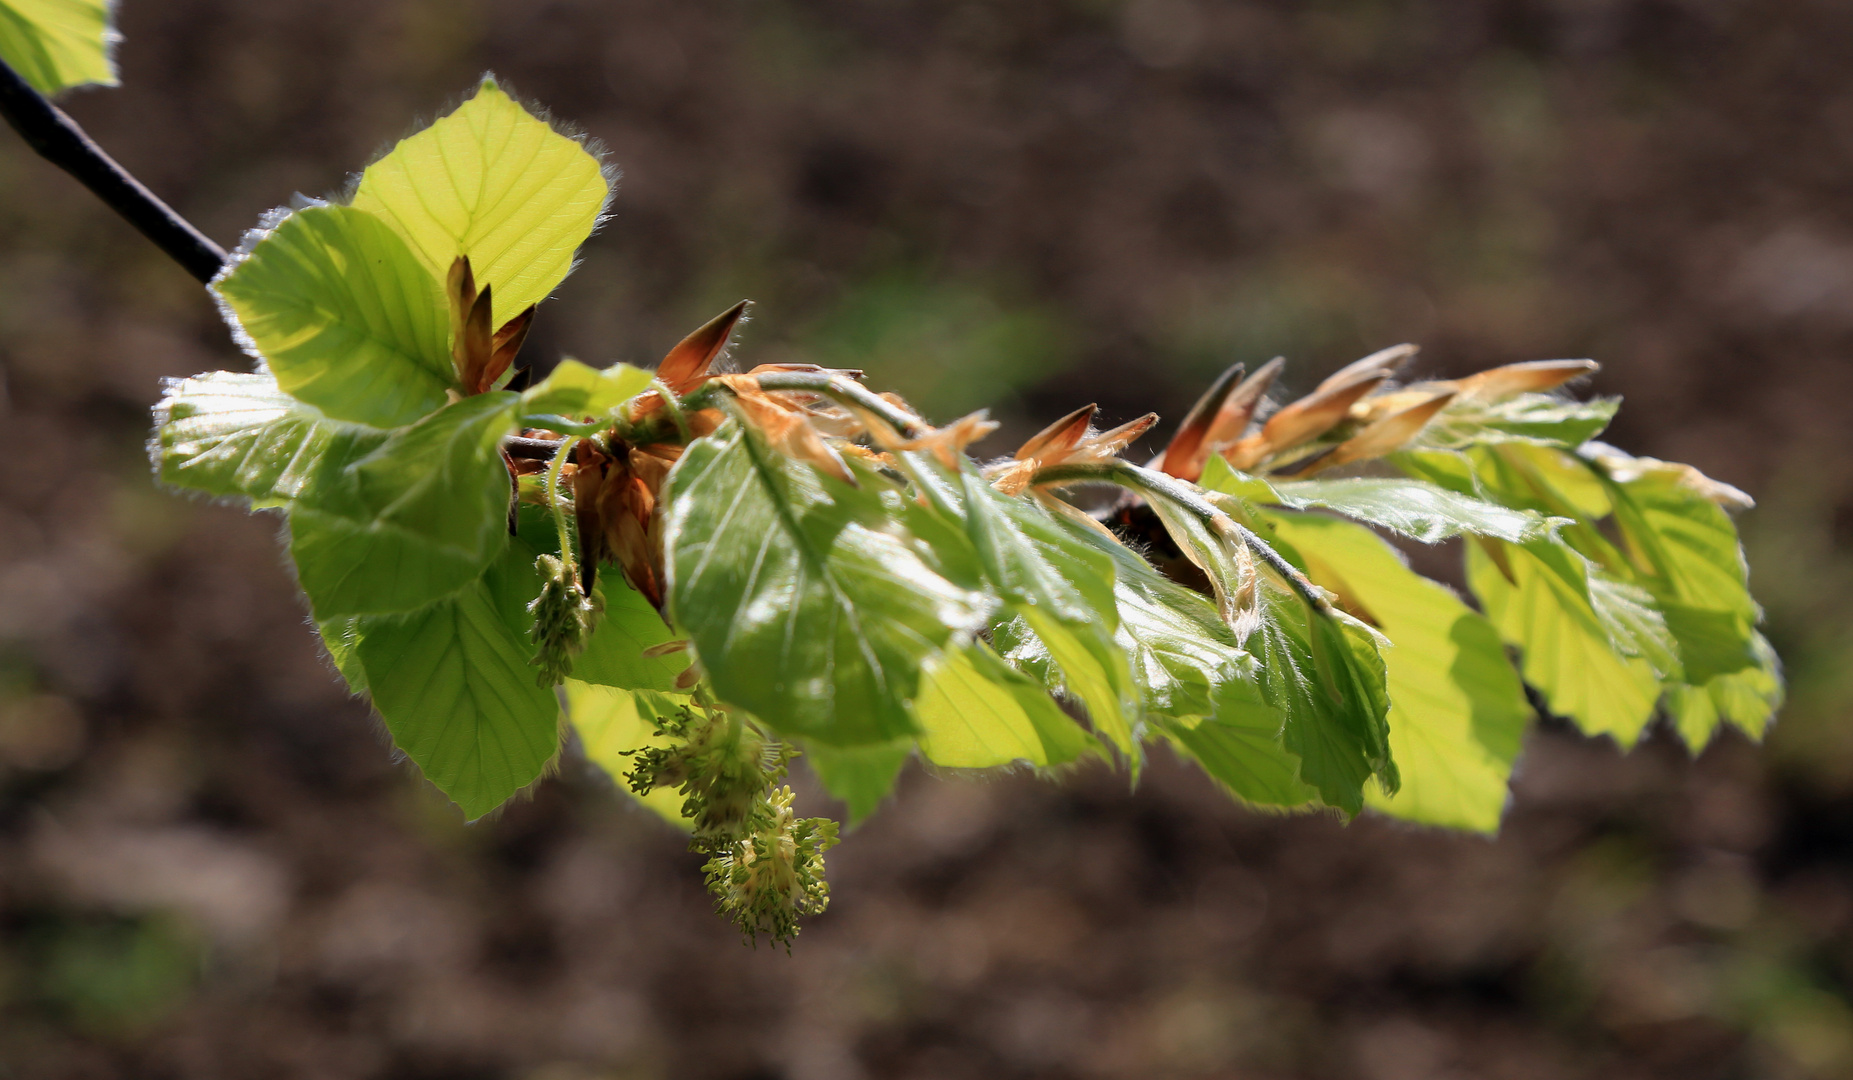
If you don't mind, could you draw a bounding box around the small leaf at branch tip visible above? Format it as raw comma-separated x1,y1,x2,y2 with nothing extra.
1225,371,1390,470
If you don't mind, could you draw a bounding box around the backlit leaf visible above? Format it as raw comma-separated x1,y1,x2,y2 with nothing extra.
153,371,358,504
0,0,115,95
352,78,611,325
214,204,454,428
520,359,653,421
563,681,694,828
1261,511,1531,833
354,544,560,820
804,740,912,824
913,643,1095,768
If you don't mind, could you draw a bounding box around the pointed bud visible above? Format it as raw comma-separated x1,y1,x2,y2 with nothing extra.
1301,391,1455,475
1450,359,1599,401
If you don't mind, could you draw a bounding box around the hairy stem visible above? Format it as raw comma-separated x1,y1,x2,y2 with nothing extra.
0,58,227,283
545,435,581,565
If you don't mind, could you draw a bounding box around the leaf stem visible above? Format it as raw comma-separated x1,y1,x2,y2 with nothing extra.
1030,459,1330,613
0,57,227,284
545,435,581,565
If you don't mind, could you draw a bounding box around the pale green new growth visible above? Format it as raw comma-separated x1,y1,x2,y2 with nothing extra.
143,72,1784,942
0,0,115,95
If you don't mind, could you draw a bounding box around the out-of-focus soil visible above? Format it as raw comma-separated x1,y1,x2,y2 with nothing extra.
2,1,1852,1078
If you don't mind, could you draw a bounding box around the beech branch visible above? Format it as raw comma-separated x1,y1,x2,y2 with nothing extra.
0,58,227,284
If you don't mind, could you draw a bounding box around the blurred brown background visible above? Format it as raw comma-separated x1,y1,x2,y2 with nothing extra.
3,0,1852,1077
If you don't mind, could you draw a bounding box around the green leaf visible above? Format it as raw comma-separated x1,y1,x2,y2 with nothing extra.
902,459,1137,755
1468,539,1662,746
152,371,357,503
803,739,912,824
571,578,688,692
289,393,517,618
913,643,1095,768
352,78,611,325
1252,474,1550,544
520,360,653,421
214,205,454,429
0,0,115,95
317,618,367,694
663,420,991,745
1163,689,1318,810
1254,598,1394,815
354,544,560,820
562,681,694,829
1417,393,1619,449
1260,511,1531,833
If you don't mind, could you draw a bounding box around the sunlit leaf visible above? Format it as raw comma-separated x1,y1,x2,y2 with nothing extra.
316,617,366,694
1417,393,1619,450
1206,464,1551,545
153,371,360,504
1261,511,1531,833
1163,687,1317,810
214,204,454,428
0,0,115,95
352,78,611,325
913,643,1095,768
663,420,992,745
354,545,560,820
520,359,653,421
290,393,517,618
1468,539,1661,746
804,739,912,824
563,680,694,829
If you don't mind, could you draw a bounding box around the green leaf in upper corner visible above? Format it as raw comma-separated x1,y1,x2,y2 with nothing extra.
519,360,653,421
1467,538,1661,746
913,643,1095,769
804,739,912,824
0,0,116,95
317,617,367,694
663,420,992,746
1259,510,1531,833
354,544,560,820
562,680,694,829
902,459,1136,756
289,393,518,618
352,77,611,325
152,370,359,503
570,577,688,691
1416,393,1619,450
214,204,454,428
1258,476,1552,545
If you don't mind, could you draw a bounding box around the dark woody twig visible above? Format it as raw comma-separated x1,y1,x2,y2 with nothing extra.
0,57,226,284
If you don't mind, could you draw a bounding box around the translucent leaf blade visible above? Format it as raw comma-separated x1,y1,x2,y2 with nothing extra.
563,681,695,829
352,78,612,324
152,371,355,502
354,546,561,820
914,643,1095,769
520,359,653,421
0,0,116,95
213,205,453,428
1262,511,1531,833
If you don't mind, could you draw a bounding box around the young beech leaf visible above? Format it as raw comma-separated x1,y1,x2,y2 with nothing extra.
0,0,117,96
901,456,1136,755
1258,511,1531,833
913,643,1097,769
803,739,913,825
1201,458,1550,545
663,420,991,746
354,544,560,820
561,681,695,829
317,617,367,694
352,78,612,326
520,359,653,422
1416,393,1619,450
1252,596,1394,815
290,393,519,618
570,577,689,692
1468,539,1662,746
153,370,359,503
213,204,454,429
1047,514,1323,810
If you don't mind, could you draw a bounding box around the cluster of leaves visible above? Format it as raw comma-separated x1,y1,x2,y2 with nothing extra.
137,75,1779,943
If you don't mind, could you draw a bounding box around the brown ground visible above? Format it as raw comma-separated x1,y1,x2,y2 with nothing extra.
2,1,1852,1077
